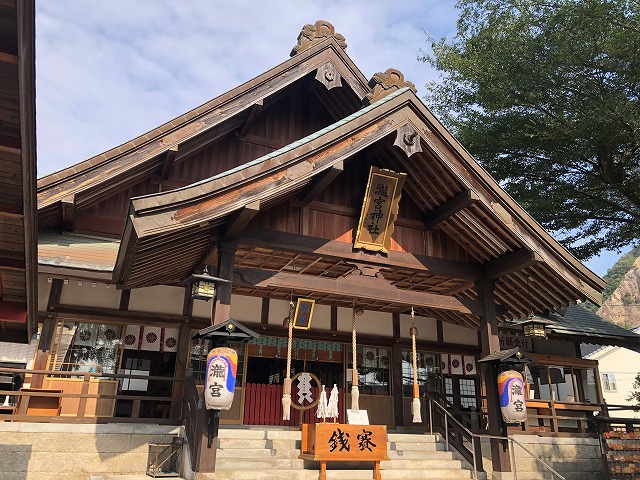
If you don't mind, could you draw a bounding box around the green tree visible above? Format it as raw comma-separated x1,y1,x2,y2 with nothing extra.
422,0,640,259
629,372,640,406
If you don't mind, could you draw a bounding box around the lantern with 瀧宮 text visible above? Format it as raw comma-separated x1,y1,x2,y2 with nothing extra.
498,370,527,423
204,347,237,410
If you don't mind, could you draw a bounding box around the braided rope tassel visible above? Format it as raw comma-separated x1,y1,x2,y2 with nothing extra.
351,300,359,412
411,306,422,423
282,299,295,420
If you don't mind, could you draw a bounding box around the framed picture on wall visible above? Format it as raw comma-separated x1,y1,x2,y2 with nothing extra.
293,298,315,330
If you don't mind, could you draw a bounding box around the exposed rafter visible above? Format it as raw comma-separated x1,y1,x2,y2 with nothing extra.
483,249,543,279
160,146,178,180
61,195,75,231
239,100,263,136
424,190,480,229
300,160,343,205
224,200,261,240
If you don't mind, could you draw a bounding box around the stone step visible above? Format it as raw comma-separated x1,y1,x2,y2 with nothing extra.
89,476,178,480
381,458,463,469
216,448,274,459
388,449,453,460
210,469,379,480
215,458,304,469
218,438,270,449
218,428,301,440
391,441,444,451
382,469,471,479
388,433,438,442
218,437,300,449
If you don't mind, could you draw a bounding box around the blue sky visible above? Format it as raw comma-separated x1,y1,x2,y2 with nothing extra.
33,1,628,277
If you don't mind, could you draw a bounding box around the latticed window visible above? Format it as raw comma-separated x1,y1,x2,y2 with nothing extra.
49,320,123,375
401,351,441,397
346,346,390,395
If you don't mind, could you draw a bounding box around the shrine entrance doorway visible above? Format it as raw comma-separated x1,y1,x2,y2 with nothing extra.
243,337,344,426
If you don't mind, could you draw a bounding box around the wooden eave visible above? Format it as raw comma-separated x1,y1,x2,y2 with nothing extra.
111,87,604,328
0,0,37,343
36,37,369,220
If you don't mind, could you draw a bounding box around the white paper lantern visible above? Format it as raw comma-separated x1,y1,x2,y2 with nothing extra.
204,347,238,410
498,370,527,423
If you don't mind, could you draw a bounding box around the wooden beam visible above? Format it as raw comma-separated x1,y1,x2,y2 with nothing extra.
119,289,131,311
0,255,24,270
150,175,190,189
160,146,178,180
224,200,260,240
0,52,18,65
48,303,193,327
239,227,482,280
300,160,343,205
483,249,543,279
61,195,75,231
424,190,480,229
239,100,263,136
234,267,480,315
236,133,287,150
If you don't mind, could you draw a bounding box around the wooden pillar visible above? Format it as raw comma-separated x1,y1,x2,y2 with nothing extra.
391,312,404,429
31,278,63,388
212,240,237,326
475,278,511,474
171,322,192,418
30,315,56,388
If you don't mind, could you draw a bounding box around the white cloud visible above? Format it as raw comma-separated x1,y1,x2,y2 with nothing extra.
35,1,459,177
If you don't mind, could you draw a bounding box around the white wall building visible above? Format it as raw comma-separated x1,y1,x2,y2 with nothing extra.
585,327,640,418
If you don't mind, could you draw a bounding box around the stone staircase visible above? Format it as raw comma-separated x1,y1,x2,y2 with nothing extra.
206,427,473,480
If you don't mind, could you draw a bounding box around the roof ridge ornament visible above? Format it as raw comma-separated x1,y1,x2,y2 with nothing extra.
362,68,417,107
290,20,347,57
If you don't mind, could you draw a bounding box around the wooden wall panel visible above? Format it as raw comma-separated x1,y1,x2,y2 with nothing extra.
307,209,355,243
77,179,157,236
250,201,301,235
390,225,426,255
173,88,336,186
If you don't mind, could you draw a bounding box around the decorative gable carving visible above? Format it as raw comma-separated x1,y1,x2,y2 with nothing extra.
393,124,423,157
363,68,416,107
315,62,343,90
290,20,347,57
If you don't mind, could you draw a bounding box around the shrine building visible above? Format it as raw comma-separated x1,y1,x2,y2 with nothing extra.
3,14,640,480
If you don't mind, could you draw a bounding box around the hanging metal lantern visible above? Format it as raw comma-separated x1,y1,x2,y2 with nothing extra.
521,315,547,339
186,266,230,301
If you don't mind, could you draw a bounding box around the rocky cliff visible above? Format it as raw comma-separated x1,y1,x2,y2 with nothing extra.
598,254,640,328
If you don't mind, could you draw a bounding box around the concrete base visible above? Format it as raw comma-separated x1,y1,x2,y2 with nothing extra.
490,471,515,480
0,422,182,480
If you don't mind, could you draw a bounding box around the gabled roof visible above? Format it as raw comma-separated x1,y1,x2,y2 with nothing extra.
112,85,605,327
511,305,640,351
37,34,370,217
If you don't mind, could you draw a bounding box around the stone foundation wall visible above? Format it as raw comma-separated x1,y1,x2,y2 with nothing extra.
0,422,181,480
480,435,604,480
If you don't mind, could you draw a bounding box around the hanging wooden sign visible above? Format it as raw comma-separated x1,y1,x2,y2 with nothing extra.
293,298,315,330
354,166,406,254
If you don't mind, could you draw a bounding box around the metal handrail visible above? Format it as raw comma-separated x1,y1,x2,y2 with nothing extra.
426,395,566,480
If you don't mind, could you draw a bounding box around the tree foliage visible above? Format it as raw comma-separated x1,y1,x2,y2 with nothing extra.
421,0,640,259
629,372,640,406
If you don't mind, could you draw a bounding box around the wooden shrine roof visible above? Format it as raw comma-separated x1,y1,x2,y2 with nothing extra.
0,0,37,343
36,35,369,225
111,87,605,329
